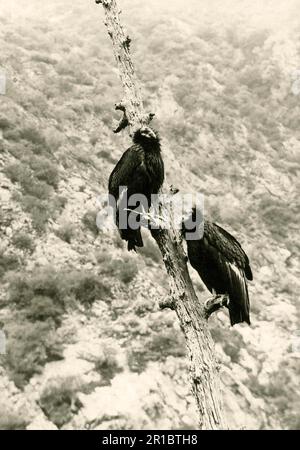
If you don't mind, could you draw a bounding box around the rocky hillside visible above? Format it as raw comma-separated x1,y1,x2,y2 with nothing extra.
0,0,299,430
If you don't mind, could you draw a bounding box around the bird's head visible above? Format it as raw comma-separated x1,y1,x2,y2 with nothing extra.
133,126,160,148
182,206,204,240
139,126,157,140
182,206,196,230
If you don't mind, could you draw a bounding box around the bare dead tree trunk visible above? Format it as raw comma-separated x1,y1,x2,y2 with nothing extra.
96,0,226,430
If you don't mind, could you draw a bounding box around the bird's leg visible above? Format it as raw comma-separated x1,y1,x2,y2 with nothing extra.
204,292,229,320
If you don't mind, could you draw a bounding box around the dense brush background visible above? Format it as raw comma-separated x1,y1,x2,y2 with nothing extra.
0,0,299,430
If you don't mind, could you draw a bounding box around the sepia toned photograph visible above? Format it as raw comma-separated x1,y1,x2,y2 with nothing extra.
0,0,299,433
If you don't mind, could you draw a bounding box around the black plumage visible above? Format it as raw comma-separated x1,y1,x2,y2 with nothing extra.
183,209,253,326
108,126,164,251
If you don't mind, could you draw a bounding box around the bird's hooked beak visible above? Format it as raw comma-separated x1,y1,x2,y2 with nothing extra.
140,127,156,140
181,206,196,224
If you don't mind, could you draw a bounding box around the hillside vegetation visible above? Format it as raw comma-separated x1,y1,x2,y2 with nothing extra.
0,0,299,429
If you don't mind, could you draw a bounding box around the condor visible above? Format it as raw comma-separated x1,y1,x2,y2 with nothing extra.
183,208,253,326
108,127,164,251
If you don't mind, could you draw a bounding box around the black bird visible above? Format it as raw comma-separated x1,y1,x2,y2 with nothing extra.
183,208,253,326
108,126,164,251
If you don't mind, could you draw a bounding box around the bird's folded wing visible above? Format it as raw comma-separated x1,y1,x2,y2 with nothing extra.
108,145,145,199
206,222,253,280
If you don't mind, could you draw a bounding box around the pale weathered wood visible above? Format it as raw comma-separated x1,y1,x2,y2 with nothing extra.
96,0,153,135
96,0,226,429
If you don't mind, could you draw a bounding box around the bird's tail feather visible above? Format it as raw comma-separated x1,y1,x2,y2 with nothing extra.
229,302,250,326
127,229,144,252
225,263,251,326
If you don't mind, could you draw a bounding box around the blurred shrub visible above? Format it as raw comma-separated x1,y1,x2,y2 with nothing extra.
128,329,186,373
147,329,186,360
5,162,30,184
25,295,65,324
55,222,76,244
247,360,300,429
259,195,293,240
96,149,117,164
31,53,57,65
0,117,11,130
81,210,98,236
115,257,138,284
58,79,73,95
0,406,28,430
5,320,62,388
73,149,94,166
9,154,60,190
8,266,111,315
0,251,19,278
96,250,139,284
89,132,98,146
74,71,94,86
21,195,51,232
112,232,124,249
108,256,138,284
10,126,51,156
53,195,68,211
22,178,52,200
94,346,123,384
2,128,21,142
12,191,66,233
39,377,82,428
19,127,47,146
222,340,241,364
8,266,109,314
5,162,53,199
5,142,27,159
8,266,67,310
43,127,64,152
133,298,155,317
210,326,243,363
28,156,59,188
70,272,111,307
12,232,35,253
26,94,49,117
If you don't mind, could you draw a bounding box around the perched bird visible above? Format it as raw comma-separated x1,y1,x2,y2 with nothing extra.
183,208,253,326
108,126,164,251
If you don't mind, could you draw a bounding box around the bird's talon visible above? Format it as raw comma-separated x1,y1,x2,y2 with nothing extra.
204,294,229,319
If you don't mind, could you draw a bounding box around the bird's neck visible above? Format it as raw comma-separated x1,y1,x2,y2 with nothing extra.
182,216,204,239
142,140,161,152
